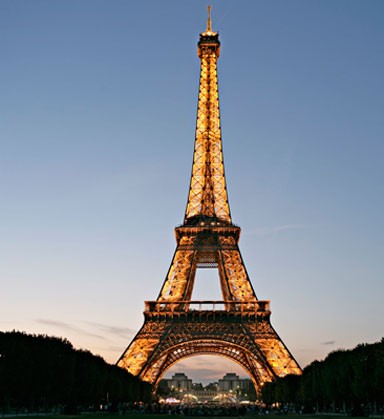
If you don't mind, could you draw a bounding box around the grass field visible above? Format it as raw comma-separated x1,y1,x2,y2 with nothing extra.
3,414,368,419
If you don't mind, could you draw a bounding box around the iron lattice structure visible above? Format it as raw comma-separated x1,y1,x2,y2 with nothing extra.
117,8,301,392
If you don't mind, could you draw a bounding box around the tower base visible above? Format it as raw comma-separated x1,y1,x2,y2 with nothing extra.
117,301,301,391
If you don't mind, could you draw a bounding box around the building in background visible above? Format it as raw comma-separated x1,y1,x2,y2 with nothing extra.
159,372,255,402
218,373,254,398
163,373,192,392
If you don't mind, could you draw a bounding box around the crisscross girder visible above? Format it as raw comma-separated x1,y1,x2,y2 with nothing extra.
185,32,231,224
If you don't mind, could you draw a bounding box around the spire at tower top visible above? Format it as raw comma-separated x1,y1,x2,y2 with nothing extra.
202,5,217,36
207,5,212,32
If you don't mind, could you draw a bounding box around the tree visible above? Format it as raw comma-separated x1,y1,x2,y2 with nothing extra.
0,331,152,411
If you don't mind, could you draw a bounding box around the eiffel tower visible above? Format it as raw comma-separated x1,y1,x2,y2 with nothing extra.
117,7,301,392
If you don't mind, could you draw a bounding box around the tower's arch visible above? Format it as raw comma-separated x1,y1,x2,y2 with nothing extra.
142,338,275,392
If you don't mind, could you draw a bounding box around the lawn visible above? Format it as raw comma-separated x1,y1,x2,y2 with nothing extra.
6,414,367,419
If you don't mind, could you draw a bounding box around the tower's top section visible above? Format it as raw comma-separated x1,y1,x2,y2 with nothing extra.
198,6,220,58
184,6,231,225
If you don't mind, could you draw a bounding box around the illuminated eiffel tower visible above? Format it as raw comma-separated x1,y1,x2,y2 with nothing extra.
117,7,301,392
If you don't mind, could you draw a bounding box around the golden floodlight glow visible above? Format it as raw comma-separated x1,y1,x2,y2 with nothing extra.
117,7,302,393
185,19,229,222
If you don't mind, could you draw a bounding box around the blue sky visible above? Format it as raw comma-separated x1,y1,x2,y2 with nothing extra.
1,0,384,384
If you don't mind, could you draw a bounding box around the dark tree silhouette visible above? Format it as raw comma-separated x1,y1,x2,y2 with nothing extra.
0,331,151,411
261,338,384,415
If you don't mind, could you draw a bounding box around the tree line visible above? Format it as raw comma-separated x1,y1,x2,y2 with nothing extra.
262,338,384,415
0,331,151,411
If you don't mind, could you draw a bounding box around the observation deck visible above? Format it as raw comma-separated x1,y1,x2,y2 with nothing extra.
144,300,271,322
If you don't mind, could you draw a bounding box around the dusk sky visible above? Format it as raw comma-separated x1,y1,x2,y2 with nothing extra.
1,1,384,384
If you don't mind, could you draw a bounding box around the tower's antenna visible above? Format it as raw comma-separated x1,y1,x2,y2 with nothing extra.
207,5,212,32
